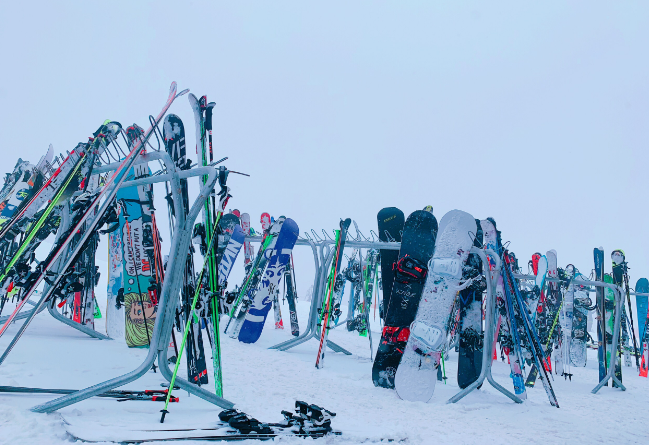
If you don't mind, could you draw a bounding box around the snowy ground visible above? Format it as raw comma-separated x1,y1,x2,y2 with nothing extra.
1,295,648,445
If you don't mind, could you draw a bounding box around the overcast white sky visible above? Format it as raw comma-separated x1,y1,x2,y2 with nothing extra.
1,2,648,302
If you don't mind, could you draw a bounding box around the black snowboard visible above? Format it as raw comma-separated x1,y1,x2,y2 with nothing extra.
457,219,484,389
372,210,437,389
376,207,404,321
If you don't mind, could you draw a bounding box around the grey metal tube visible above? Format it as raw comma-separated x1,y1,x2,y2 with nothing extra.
268,238,321,350
448,248,522,404
512,273,625,393
31,168,233,412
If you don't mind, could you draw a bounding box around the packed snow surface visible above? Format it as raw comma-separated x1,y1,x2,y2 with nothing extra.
1,295,647,445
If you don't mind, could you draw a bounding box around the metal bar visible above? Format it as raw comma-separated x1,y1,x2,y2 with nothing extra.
513,273,625,392
448,247,523,404
268,238,321,350
31,167,234,413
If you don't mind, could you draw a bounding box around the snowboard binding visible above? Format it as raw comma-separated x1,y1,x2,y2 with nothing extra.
393,255,428,283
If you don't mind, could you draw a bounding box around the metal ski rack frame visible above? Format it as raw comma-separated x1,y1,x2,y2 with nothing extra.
448,247,523,404
512,272,626,393
45,202,111,340
270,238,400,354
30,150,235,413
0,205,109,342
235,234,349,354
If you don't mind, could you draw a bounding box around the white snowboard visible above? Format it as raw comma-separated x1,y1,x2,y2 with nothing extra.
394,210,476,402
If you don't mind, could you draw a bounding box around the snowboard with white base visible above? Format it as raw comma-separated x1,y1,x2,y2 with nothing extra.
394,210,476,402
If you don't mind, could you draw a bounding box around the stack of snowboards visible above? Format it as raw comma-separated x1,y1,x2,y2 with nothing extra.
457,219,485,389
372,209,436,389
394,210,474,401
239,218,299,343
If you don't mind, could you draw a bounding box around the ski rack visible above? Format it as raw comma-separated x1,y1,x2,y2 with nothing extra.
45,202,111,340
30,150,235,413
235,234,351,355
448,247,523,404
512,272,626,393
0,206,109,342
270,238,400,355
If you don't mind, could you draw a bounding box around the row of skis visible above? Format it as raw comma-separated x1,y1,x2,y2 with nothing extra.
0,85,250,400
0,86,647,419
366,207,649,406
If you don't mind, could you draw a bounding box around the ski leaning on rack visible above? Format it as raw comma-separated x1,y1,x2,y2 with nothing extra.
0,82,187,365
481,219,526,398
315,218,351,369
238,218,299,344
394,210,475,402
225,223,278,339
594,247,607,382
161,180,230,422
163,110,206,385
0,122,120,320
372,210,436,389
284,255,300,336
502,251,559,407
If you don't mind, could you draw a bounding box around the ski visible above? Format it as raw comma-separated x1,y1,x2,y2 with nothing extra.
315,218,351,369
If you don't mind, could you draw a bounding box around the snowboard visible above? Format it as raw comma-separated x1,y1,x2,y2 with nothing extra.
106,229,125,339
604,273,621,386
559,265,576,376
240,213,255,268
611,250,634,368
570,272,589,367
238,218,299,344
117,164,157,348
637,278,649,377
376,207,404,321
372,210,437,389
394,210,475,402
217,225,245,291
457,219,484,389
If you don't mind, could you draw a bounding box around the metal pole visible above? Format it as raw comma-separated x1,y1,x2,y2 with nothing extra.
31,167,234,413
448,247,523,404
512,273,626,393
